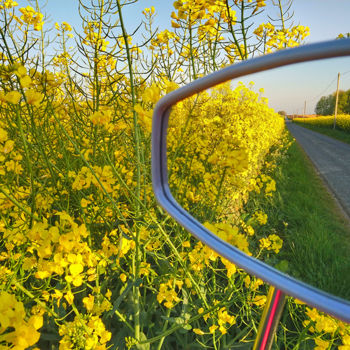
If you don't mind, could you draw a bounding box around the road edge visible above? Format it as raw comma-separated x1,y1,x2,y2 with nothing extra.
291,134,350,229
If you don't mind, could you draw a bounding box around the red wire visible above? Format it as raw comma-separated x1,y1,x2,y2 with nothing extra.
260,289,283,350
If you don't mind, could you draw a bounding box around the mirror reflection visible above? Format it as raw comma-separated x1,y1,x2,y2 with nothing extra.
167,57,350,301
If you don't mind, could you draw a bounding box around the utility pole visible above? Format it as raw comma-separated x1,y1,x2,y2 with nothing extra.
303,101,306,116
333,72,340,129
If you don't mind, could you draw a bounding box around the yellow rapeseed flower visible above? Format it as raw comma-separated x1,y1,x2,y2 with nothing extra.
209,324,218,334
5,91,21,104
19,6,44,31
64,291,74,305
314,338,330,350
25,90,43,106
171,20,180,28
20,75,32,88
15,65,27,77
142,84,161,104
61,21,72,31
134,104,152,132
0,127,8,142
0,291,42,349
83,294,95,311
339,335,350,350
3,0,18,9
90,109,112,126
157,282,181,309
69,262,84,276
253,295,267,307
193,328,205,335
120,273,127,282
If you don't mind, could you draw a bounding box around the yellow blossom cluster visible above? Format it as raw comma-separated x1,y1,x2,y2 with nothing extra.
83,21,109,52
90,109,113,127
259,234,283,254
59,315,111,349
0,0,18,10
204,222,251,256
17,6,44,31
150,29,179,52
167,82,284,220
251,174,276,197
170,0,265,29
0,64,45,106
55,21,72,32
135,80,177,132
304,307,350,349
69,165,117,193
218,306,236,332
186,240,219,272
253,210,268,225
157,279,182,308
6,212,100,288
193,303,237,336
0,291,43,349
0,125,23,179
254,23,310,52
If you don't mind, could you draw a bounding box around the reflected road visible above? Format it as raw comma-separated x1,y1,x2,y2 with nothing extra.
287,121,350,218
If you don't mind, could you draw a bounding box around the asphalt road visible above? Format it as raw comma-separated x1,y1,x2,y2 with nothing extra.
286,121,350,218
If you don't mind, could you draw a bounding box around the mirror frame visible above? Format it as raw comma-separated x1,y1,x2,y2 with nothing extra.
151,39,350,323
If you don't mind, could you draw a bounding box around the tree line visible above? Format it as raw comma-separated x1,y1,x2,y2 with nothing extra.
315,89,350,115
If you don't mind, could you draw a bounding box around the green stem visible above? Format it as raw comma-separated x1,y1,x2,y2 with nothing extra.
0,186,39,222
278,0,286,31
104,150,209,308
48,102,132,232
139,298,234,345
116,0,142,341
211,167,227,221
240,1,248,59
13,281,59,318
188,18,197,80
225,0,245,60
156,308,172,350
16,107,36,228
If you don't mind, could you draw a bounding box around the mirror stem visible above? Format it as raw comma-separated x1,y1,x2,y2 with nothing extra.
253,286,286,350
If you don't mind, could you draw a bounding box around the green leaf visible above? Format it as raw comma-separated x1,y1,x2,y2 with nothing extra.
182,323,192,330
136,333,150,350
106,278,143,318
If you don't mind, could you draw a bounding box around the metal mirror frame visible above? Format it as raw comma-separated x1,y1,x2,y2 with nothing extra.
151,39,350,323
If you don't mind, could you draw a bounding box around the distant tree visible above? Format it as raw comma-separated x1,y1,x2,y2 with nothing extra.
315,89,350,115
345,90,350,114
278,110,287,116
315,95,334,115
338,89,350,114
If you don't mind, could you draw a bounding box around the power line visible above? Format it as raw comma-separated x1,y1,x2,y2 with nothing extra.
311,69,350,102
310,76,337,102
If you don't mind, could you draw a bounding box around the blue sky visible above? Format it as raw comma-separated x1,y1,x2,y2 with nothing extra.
30,0,350,44
15,1,350,113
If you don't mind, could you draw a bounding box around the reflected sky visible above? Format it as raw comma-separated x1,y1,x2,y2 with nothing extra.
235,57,350,115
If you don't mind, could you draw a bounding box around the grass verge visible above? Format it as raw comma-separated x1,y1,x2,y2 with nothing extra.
247,132,350,301
292,122,350,145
